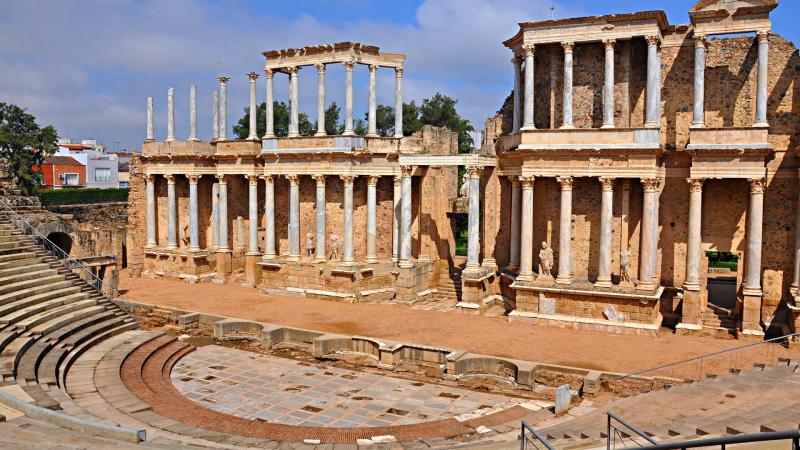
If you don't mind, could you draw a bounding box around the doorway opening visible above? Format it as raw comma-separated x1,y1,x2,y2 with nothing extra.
47,232,73,256
706,251,739,310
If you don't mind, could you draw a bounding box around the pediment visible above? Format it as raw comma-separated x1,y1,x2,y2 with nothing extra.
690,0,775,33
690,0,777,14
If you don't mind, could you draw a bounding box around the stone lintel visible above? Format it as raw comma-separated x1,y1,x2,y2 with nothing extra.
511,282,664,302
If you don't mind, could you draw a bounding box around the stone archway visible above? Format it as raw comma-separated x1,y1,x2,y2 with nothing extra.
35,219,77,257
47,231,73,255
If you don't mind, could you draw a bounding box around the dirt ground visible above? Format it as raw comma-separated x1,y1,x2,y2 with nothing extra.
119,271,800,374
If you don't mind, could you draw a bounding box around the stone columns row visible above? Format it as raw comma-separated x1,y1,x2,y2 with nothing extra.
693,32,769,128
148,84,199,142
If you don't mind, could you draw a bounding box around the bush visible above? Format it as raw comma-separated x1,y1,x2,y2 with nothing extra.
38,188,129,206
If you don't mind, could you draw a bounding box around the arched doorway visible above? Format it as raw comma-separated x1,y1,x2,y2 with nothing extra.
47,232,73,255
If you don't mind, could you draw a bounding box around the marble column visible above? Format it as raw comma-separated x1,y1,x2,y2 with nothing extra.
465,166,482,272
287,175,300,260
522,45,536,130
684,178,704,291
211,182,219,248
247,176,259,254
166,88,175,142
392,175,401,263
188,175,200,251
216,175,229,251
645,36,662,128
165,174,177,249
651,188,661,284
367,65,378,137
595,177,614,288
247,72,259,140
562,42,574,129
145,175,156,247
637,178,659,291
212,91,219,140
343,61,355,136
264,70,275,138
366,176,378,263
517,176,535,282
508,177,522,271
754,31,769,127
217,77,229,140
341,175,356,265
744,178,766,295
394,67,404,138
314,175,326,262
692,34,706,128
399,166,413,268
315,64,326,136
189,85,199,141
288,67,300,138
509,57,521,133
146,97,154,141
262,175,276,260
602,39,616,129
556,176,573,284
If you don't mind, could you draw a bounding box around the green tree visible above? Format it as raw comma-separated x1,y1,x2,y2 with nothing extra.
323,102,343,135
368,105,396,137
0,103,58,194
418,93,475,153
402,101,423,136
353,119,367,136
234,102,313,139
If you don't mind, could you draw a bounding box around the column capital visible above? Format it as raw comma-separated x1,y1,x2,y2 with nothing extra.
509,175,521,185
259,174,274,184
641,177,661,192
694,33,707,48
466,166,481,179
217,75,230,84
519,175,535,189
313,174,326,186
145,174,155,183
557,176,574,190
315,63,326,74
401,165,414,177
603,39,616,50
522,44,535,57
645,35,661,48
247,175,258,186
187,174,201,185
285,65,299,75
395,66,404,77
343,60,356,71
340,175,355,187
369,64,379,74
750,177,767,193
164,174,175,184
757,30,770,42
561,41,574,53
367,175,379,187
394,175,402,186
599,176,615,191
264,69,274,79
215,174,227,184
247,71,259,82
687,177,705,192
286,174,300,186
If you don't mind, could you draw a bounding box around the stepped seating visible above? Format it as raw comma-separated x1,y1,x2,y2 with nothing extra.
435,264,464,302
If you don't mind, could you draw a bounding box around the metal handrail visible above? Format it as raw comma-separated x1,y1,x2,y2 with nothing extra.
520,420,556,450
0,197,137,320
635,429,800,450
618,331,798,381
606,412,658,449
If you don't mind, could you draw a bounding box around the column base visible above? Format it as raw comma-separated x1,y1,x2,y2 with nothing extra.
555,275,572,285
516,273,535,283
675,322,703,335
683,281,701,292
644,121,659,129
247,136,259,141
559,124,574,130
636,281,656,292
342,130,355,137
366,133,379,138
285,254,300,262
145,243,157,249
262,133,275,139
188,246,201,252
481,259,498,272
165,138,175,142
690,122,705,129
261,253,277,261
399,259,414,269
593,278,612,288
188,137,201,142
753,121,769,128
341,260,356,267
601,123,615,129
520,124,537,131
166,245,178,251
314,132,327,137
393,133,403,139
287,133,300,138
391,256,399,263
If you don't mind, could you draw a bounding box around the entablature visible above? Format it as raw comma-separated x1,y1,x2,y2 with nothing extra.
264,42,406,71
690,0,775,35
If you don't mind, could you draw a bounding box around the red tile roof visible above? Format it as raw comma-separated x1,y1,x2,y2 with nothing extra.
43,155,84,166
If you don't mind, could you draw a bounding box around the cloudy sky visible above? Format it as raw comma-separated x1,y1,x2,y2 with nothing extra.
1,0,797,152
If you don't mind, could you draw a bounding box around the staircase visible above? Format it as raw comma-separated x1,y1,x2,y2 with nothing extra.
435,260,464,303
702,304,739,337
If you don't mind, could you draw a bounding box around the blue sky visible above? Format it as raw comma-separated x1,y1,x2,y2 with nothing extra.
1,0,796,152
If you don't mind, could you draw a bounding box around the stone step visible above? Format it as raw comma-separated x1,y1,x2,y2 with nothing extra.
0,267,60,288
0,251,38,264
0,274,65,297
0,292,90,327
57,321,139,388
4,298,98,334
0,256,47,272
0,280,79,308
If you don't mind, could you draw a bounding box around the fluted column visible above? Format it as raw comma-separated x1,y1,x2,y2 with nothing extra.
364,176,379,264
247,72,259,140
517,176,535,282
165,174,177,249
341,175,356,265
399,166,413,268
512,57,522,133
218,76,229,140
637,178,659,291
212,91,219,140
264,70,275,138
314,175,326,262
315,64,326,136
166,88,175,142
645,36,661,128
394,67,404,138
288,67,299,137
188,175,200,251
684,178,704,291
754,31,769,127
145,175,156,247
392,176,401,263
465,166,482,272
522,45,536,130
602,39,616,129
595,177,614,288
692,34,706,128
146,97,154,141
562,42,574,129
343,61,355,136
508,177,521,271
744,178,766,295
367,65,378,137
262,175,276,260
188,85,198,141
246,175,259,254
216,175,229,251
556,176,573,284
287,175,300,260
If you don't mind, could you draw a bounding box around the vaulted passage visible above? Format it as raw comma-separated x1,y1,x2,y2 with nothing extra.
47,231,73,255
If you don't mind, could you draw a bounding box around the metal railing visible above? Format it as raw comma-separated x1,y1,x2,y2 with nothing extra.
607,412,658,449
635,429,800,450
0,197,137,319
520,420,556,450
618,331,798,382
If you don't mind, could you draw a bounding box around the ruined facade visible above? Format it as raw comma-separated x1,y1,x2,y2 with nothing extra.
130,1,800,338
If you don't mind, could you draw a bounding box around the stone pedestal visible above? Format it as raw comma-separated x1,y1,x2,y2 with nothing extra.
216,250,232,281
245,253,262,288
741,293,765,338
676,289,703,335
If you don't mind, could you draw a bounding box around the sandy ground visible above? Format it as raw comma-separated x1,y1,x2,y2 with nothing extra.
119,271,800,374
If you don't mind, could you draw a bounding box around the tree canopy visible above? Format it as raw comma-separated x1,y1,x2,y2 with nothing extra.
0,103,58,194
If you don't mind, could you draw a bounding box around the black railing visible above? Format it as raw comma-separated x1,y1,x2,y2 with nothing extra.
607,412,658,449
635,429,800,450
520,420,555,450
